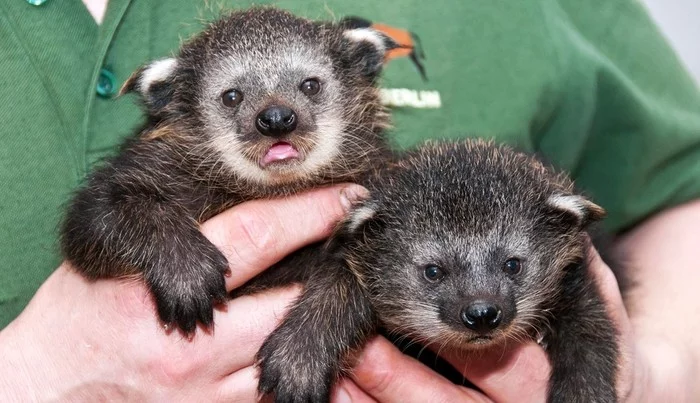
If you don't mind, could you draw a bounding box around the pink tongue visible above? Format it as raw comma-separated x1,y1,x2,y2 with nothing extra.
262,143,300,166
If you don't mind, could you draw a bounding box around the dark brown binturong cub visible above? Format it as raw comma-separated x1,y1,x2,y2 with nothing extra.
258,139,620,402
60,7,395,334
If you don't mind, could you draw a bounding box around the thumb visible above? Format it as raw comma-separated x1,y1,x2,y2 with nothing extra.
350,337,494,403
442,341,550,403
200,184,367,291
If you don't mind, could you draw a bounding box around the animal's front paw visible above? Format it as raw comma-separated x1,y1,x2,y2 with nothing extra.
148,246,229,335
257,325,337,403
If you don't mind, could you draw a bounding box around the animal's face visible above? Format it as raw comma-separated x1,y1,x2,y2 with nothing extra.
362,211,574,349
122,8,393,187
195,40,346,184
345,140,605,350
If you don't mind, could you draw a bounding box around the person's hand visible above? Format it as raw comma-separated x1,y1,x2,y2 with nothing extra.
0,184,367,401
334,247,639,403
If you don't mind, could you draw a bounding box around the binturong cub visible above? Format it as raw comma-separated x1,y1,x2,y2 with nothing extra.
258,139,620,403
60,7,395,333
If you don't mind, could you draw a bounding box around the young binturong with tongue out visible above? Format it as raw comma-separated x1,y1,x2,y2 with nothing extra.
60,7,397,340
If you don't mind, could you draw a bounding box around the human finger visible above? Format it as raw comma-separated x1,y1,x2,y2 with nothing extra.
332,379,378,403
586,247,635,401
586,246,630,334
201,184,367,291
216,365,261,402
177,286,301,373
351,337,493,403
218,365,380,403
441,342,550,403
218,363,379,403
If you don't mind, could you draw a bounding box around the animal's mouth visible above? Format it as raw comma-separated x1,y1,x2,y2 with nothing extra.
260,141,301,167
468,335,494,345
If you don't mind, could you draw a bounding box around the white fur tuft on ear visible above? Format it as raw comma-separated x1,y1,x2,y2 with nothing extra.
547,194,605,225
346,204,378,233
547,194,587,220
121,58,179,97
343,28,387,53
138,58,178,94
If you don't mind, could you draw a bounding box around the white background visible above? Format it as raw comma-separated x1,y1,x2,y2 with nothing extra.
642,0,700,85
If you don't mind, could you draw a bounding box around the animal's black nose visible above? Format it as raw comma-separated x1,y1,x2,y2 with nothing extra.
256,106,297,137
461,302,502,333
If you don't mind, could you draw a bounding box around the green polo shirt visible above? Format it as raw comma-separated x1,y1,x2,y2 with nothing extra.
2,0,699,328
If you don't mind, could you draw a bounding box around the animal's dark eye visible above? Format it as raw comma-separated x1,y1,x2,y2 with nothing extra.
221,89,244,107
423,265,445,283
503,258,522,275
299,78,321,96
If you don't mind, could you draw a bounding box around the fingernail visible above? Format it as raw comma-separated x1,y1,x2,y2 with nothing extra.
340,185,369,212
334,385,353,403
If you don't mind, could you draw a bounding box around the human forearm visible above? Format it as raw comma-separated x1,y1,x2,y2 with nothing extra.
0,267,120,401
0,265,159,401
614,199,700,401
0,320,42,401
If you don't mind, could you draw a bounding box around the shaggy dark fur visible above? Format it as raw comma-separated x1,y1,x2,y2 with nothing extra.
60,7,394,334
259,139,620,403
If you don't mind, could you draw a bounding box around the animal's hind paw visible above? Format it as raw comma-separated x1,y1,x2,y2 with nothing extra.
256,323,336,403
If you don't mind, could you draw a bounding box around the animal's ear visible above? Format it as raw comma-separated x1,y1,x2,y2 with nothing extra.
545,194,606,229
345,202,381,234
326,201,384,251
340,25,398,80
119,58,178,112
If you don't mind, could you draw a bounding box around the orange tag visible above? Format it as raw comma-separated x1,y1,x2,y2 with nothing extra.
340,17,427,81
371,23,415,61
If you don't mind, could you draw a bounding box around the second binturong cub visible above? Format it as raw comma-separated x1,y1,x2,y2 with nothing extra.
258,139,620,403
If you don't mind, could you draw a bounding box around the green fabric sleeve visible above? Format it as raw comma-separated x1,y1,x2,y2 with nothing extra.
366,0,700,232
541,0,700,231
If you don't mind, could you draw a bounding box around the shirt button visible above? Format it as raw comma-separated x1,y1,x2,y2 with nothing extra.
26,0,49,5
96,68,117,98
